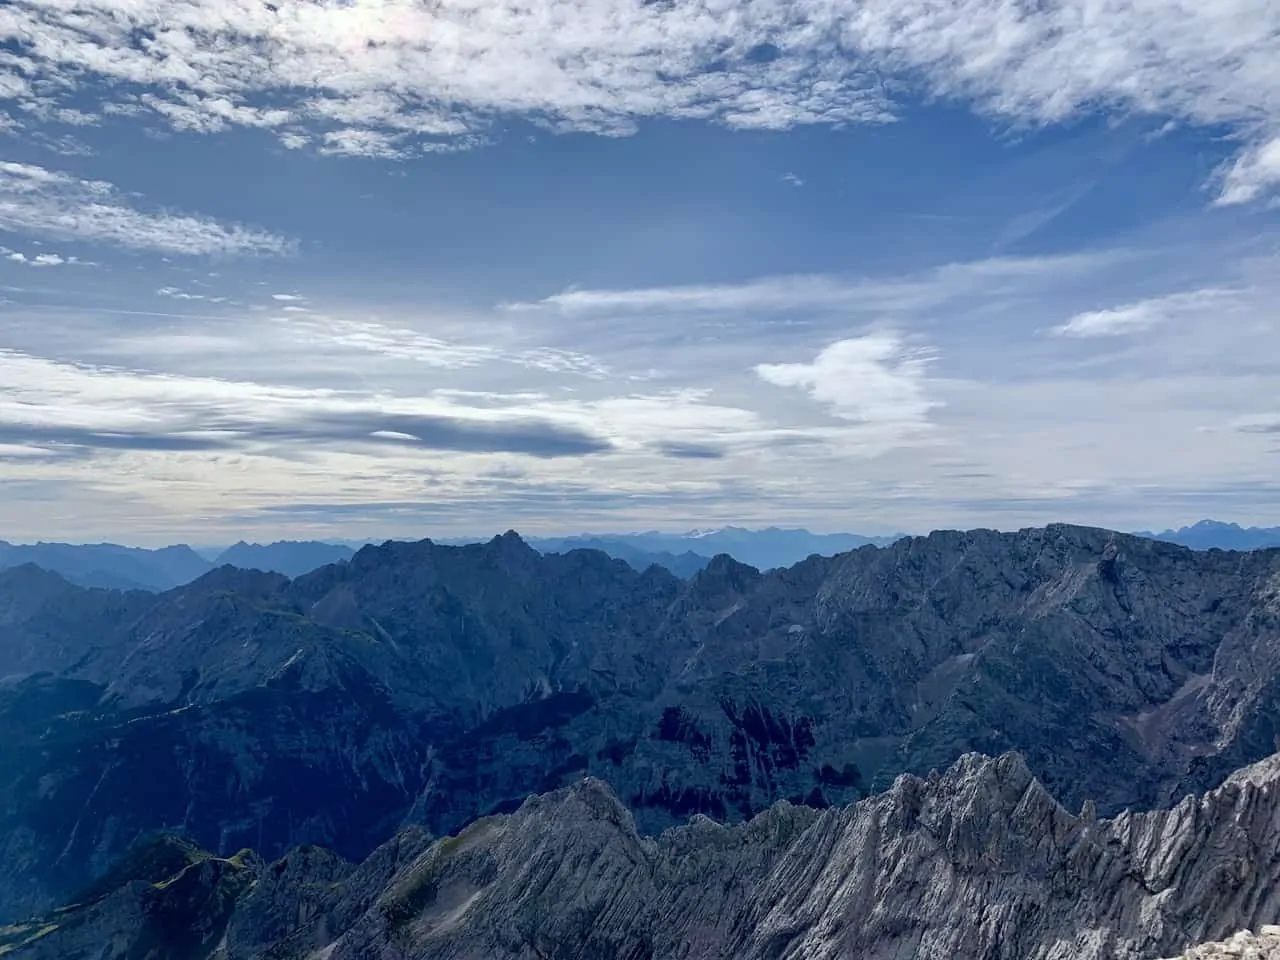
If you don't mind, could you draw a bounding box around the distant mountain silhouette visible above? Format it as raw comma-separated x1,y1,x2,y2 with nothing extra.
0,539,357,591
1135,519,1280,551
0,540,213,591
528,526,904,570
529,536,711,577
214,540,355,578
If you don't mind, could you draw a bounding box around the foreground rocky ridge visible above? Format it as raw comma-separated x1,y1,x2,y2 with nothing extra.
6,749,1280,959
1,524,1279,919
1161,928,1280,959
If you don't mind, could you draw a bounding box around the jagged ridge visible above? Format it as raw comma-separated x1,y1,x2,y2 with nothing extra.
7,749,1280,959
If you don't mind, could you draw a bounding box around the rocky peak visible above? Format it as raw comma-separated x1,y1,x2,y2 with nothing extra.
1160,928,1280,959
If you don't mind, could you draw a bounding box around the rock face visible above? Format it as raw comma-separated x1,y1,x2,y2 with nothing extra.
6,750,1280,959
1,524,1280,923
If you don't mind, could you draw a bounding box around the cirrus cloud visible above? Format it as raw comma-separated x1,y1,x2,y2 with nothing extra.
1051,288,1242,338
0,0,1278,200
0,159,293,256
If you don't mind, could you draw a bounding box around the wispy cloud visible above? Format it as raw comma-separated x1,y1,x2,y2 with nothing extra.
0,160,293,256
507,252,1123,315
1215,136,1280,206
1,0,1277,200
156,286,228,303
271,312,609,377
1051,288,1240,338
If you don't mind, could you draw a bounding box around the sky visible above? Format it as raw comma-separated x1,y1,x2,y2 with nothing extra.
1,0,1279,545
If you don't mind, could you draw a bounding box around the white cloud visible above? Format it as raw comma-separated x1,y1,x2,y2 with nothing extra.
318,128,411,160
1216,136,1280,206
156,286,227,303
1,0,1277,199
755,332,938,433
782,172,804,187
0,244,83,266
0,159,293,256
1051,288,1239,338
271,293,305,301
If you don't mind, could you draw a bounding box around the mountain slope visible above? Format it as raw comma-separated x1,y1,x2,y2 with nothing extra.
0,564,153,679
8,749,1280,960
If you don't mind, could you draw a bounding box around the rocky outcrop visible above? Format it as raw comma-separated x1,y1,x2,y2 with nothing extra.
1160,928,1280,959
2,525,1280,923
8,749,1280,959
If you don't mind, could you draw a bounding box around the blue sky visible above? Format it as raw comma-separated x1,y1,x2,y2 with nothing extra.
1,0,1278,544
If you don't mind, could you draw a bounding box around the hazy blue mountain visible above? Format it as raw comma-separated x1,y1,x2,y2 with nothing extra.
529,536,711,577
0,540,213,591
1136,519,1280,551
574,525,905,569
214,540,356,578
461,526,904,572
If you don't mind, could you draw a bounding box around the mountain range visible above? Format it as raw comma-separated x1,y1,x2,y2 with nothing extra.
2,522,1280,954
0,539,355,591
0,526,893,592
3,522,1275,595
524,526,904,571
1137,520,1280,552
0,540,214,592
